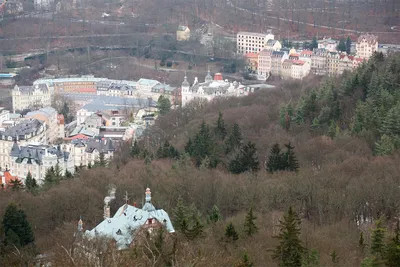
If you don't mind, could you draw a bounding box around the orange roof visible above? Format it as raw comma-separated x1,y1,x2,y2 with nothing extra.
301,50,312,55
64,134,90,141
2,171,19,189
292,60,306,65
245,53,258,58
78,88,96,93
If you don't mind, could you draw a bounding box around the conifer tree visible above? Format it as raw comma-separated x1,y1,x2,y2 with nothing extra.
337,38,346,52
272,206,304,267
157,95,171,115
243,207,257,236
228,141,260,174
346,36,352,54
65,169,73,179
385,220,400,267
283,142,299,172
25,172,37,193
370,218,386,266
208,205,222,223
44,166,56,186
191,121,215,167
215,111,227,140
236,252,253,267
302,249,320,267
173,196,189,233
9,178,23,191
53,163,62,182
225,222,239,241
184,138,193,155
3,203,34,247
225,123,243,154
311,36,318,50
266,143,284,173
359,232,366,253
131,140,141,158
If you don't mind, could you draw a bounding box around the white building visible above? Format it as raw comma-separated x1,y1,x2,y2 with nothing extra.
12,84,53,113
318,38,338,52
9,142,74,184
26,107,60,144
237,31,275,54
0,109,10,126
356,34,378,59
181,71,243,106
0,119,47,170
291,60,311,79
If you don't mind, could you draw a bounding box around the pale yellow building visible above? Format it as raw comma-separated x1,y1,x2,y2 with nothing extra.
356,34,378,60
177,26,191,41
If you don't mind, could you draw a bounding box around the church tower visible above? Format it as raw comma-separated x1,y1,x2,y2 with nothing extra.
181,74,191,106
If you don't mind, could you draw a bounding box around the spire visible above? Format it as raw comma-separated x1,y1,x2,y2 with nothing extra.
205,69,212,82
145,188,151,203
143,187,155,212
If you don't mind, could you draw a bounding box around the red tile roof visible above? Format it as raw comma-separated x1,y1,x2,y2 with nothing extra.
245,53,259,58
301,50,312,55
2,171,19,189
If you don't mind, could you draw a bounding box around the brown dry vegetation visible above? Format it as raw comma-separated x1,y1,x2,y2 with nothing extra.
1,76,400,266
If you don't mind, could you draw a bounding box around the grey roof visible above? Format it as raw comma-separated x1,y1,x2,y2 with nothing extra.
11,143,69,165
85,189,174,250
266,39,277,46
81,96,153,112
108,83,135,92
26,107,57,119
15,84,48,94
0,119,44,140
272,51,286,57
85,138,115,153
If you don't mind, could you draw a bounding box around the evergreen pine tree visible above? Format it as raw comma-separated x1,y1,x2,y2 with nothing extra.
385,220,400,267
185,138,193,155
131,140,141,158
53,163,62,182
370,218,386,265
311,36,318,50
25,172,37,193
283,142,299,172
346,36,352,54
236,252,253,267
302,249,320,267
266,143,285,173
9,179,23,191
2,203,35,247
337,38,346,52
225,123,243,154
173,196,189,233
44,166,56,186
359,232,366,252
87,162,92,169
243,207,257,236
215,111,227,140
98,152,107,167
191,121,215,167
157,95,171,115
225,222,239,241
65,169,73,179
272,206,304,267
208,205,222,223
228,141,260,174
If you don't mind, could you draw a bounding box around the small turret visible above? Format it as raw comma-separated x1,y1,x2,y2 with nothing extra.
181,75,190,93
77,216,83,232
205,69,212,83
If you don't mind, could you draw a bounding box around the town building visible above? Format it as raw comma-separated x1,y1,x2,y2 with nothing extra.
57,114,65,138
0,119,47,170
338,55,355,74
9,142,74,184
257,49,273,80
271,51,289,76
318,38,338,52
84,188,175,250
311,48,328,75
236,31,275,54
176,26,191,41
265,40,282,51
299,50,312,64
356,34,378,59
0,169,19,189
281,59,293,80
0,73,17,86
326,51,341,76
291,60,311,79
26,107,61,144
136,78,161,93
12,84,52,113
181,71,243,106
0,109,10,126
245,53,259,72
34,76,107,94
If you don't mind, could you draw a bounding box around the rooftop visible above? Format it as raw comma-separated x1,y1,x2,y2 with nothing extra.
0,119,44,140
137,78,160,87
237,31,272,38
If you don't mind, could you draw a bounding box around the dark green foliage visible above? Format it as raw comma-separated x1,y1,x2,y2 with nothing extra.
346,36,352,54
44,166,57,186
157,141,180,159
225,222,239,241
243,207,257,236
157,95,172,115
173,198,203,239
228,141,260,174
272,207,304,267
225,123,243,154
311,36,318,50
337,38,346,52
9,179,23,191
214,111,227,140
131,140,141,158
385,220,400,267
266,144,285,173
24,172,37,193
283,142,299,172
3,203,35,247
302,248,320,267
65,170,73,179
173,196,189,233
208,205,222,223
359,232,366,252
370,219,386,263
236,252,253,267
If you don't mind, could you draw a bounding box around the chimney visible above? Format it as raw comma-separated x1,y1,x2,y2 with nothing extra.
104,205,111,219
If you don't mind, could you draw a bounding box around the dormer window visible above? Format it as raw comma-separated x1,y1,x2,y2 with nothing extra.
116,229,122,235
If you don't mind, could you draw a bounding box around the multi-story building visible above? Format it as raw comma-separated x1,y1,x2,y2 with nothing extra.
281,59,293,80
26,107,59,144
326,52,341,76
271,51,289,76
338,55,354,74
57,114,65,139
176,26,191,41
34,76,107,94
356,34,378,59
299,50,312,64
257,49,273,79
318,38,338,52
9,142,74,184
12,84,52,113
0,119,46,170
0,109,10,126
236,31,275,54
311,48,328,75
292,60,311,79
245,53,259,72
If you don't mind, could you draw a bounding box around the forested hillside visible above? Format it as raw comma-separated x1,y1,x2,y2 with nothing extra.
1,53,400,266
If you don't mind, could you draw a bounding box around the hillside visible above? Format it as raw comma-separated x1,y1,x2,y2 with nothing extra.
1,53,400,266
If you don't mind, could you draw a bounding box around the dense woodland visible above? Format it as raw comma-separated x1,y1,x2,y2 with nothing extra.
1,53,400,266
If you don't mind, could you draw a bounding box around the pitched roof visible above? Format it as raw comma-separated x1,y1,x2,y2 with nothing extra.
245,53,258,58
357,34,378,44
